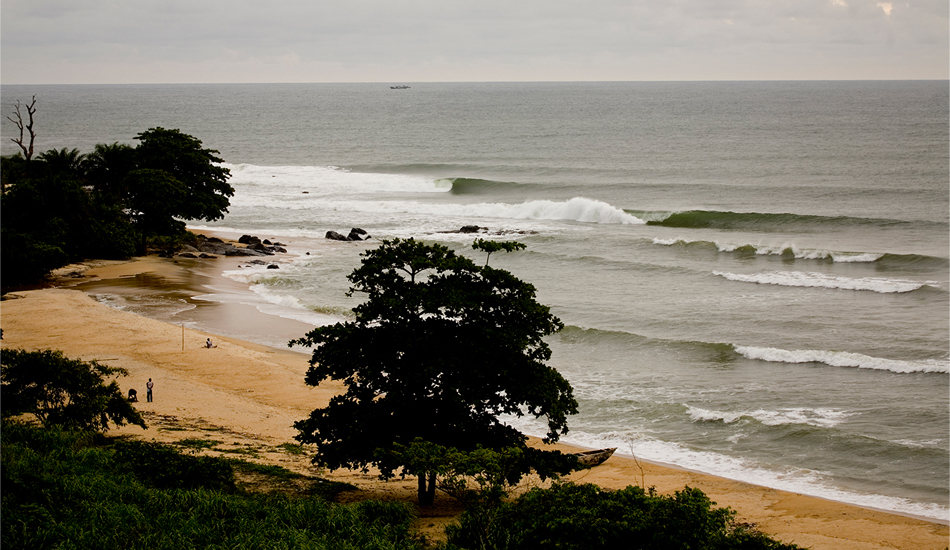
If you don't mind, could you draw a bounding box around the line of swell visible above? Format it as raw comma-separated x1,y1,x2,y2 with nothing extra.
556,326,948,375
636,209,945,232
652,238,949,268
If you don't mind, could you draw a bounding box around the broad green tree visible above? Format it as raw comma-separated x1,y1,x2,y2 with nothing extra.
123,168,188,252
133,127,233,222
292,238,578,505
1,349,146,432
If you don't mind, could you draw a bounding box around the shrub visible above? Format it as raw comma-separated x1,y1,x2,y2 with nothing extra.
446,482,804,550
112,439,237,493
0,349,146,432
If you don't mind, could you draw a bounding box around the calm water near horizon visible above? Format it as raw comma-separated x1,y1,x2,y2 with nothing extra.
3,81,948,520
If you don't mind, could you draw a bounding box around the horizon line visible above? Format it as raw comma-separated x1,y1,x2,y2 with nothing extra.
2,78,948,86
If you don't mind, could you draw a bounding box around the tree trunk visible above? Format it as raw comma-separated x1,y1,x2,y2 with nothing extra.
417,471,437,506
426,471,437,504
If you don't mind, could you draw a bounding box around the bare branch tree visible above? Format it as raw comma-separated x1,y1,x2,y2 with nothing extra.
7,96,37,161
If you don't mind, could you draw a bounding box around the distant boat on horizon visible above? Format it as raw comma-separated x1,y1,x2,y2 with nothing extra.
390,85,410,89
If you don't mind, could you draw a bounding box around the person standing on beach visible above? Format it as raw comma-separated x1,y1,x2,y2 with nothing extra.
146,378,154,402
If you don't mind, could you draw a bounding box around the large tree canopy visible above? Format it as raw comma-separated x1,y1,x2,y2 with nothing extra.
133,127,233,222
292,238,578,504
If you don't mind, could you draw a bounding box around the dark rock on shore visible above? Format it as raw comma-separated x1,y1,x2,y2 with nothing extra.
347,228,368,241
326,228,371,242
192,234,285,257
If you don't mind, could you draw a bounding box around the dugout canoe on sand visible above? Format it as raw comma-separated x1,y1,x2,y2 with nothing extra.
575,447,617,467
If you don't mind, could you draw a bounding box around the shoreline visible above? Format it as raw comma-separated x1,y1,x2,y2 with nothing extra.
2,251,947,548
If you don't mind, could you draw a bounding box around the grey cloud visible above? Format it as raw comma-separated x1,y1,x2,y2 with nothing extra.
1,0,946,83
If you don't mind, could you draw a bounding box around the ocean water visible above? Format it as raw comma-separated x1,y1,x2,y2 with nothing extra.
3,81,948,520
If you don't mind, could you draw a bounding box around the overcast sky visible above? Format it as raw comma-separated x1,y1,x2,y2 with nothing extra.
2,0,947,84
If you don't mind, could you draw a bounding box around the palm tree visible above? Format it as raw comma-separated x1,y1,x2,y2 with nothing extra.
83,142,138,201
36,148,86,179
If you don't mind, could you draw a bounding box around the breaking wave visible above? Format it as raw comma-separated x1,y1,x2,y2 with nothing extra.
734,345,950,374
686,405,855,428
712,270,937,293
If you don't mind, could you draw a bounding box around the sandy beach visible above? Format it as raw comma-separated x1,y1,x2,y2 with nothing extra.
1,255,947,549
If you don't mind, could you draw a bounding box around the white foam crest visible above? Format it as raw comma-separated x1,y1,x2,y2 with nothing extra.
503,197,645,224
830,252,885,263
392,196,645,225
223,163,451,195
686,406,745,424
443,196,644,225
687,405,854,428
734,345,950,374
892,438,945,449
653,238,885,263
713,270,930,293
501,417,949,521
228,195,643,225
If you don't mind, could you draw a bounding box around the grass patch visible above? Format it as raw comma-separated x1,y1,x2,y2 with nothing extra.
231,460,306,480
175,437,220,450
279,442,306,455
217,447,262,457
229,459,357,501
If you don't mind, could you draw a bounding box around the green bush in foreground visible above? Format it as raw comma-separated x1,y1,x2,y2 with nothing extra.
0,422,422,550
445,481,803,550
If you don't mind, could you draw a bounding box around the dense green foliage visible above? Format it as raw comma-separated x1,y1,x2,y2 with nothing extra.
0,422,423,550
381,441,578,503
134,127,233,222
291,238,578,504
112,439,237,492
446,482,804,550
1,154,138,284
0,116,233,287
1,348,147,432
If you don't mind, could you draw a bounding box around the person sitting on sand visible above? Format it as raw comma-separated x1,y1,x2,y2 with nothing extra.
128,388,138,402
206,338,216,348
